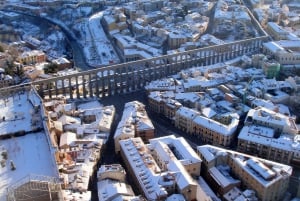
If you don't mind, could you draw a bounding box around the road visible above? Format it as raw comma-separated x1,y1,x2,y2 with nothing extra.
69,38,92,71
1,9,93,71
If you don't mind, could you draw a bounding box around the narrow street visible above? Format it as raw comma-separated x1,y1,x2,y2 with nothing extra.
98,90,203,165
89,91,148,201
99,91,149,164
89,90,204,200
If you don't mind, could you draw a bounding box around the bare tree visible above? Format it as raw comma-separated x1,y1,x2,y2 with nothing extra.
7,45,19,61
0,89,10,107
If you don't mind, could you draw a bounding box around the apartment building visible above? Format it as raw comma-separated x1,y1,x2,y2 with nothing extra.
149,135,202,177
97,164,144,201
137,0,164,12
175,92,204,108
238,125,300,165
145,78,177,93
52,57,72,70
262,60,280,79
113,34,161,62
223,187,258,201
148,91,182,120
148,91,214,114
246,96,276,110
148,92,239,147
23,65,44,80
148,91,168,114
168,32,189,49
18,50,46,65
119,136,212,201
213,1,252,38
97,164,126,182
197,145,292,201
192,114,239,147
114,101,154,153
263,40,300,65
245,106,298,135
183,78,223,92
174,106,200,133
0,68,13,88
285,76,300,93
249,78,293,101
119,137,168,201
102,15,118,32
266,22,291,40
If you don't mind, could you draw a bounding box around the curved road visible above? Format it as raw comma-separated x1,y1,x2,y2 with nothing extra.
1,8,92,71
69,38,92,71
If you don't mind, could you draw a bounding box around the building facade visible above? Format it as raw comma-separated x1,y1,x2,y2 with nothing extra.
114,101,154,154
237,125,300,165
18,50,46,65
197,145,292,201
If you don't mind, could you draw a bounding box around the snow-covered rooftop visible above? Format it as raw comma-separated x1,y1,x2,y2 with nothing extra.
238,125,300,152
119,137,167,201
149,135,202,165
197,145,293,188
246,106,298,134
208,166,240,188
145,78,176,92
120,135,203,200
176,106,200,120
97,179,136,201
0,132,57,201
193,114,239,136
0,90,41,135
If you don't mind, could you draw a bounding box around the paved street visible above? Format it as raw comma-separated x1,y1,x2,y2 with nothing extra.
89,90,148,200
99,90,149,164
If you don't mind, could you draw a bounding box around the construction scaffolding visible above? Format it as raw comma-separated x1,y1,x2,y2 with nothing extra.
6,174,62,201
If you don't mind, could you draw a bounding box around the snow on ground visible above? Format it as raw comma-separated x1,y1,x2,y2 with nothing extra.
0,92,35,135
5,9,68,60
84,12,119,66
79,6,93,16
4,2,119,67
15,21,40,39
0,132,57,201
